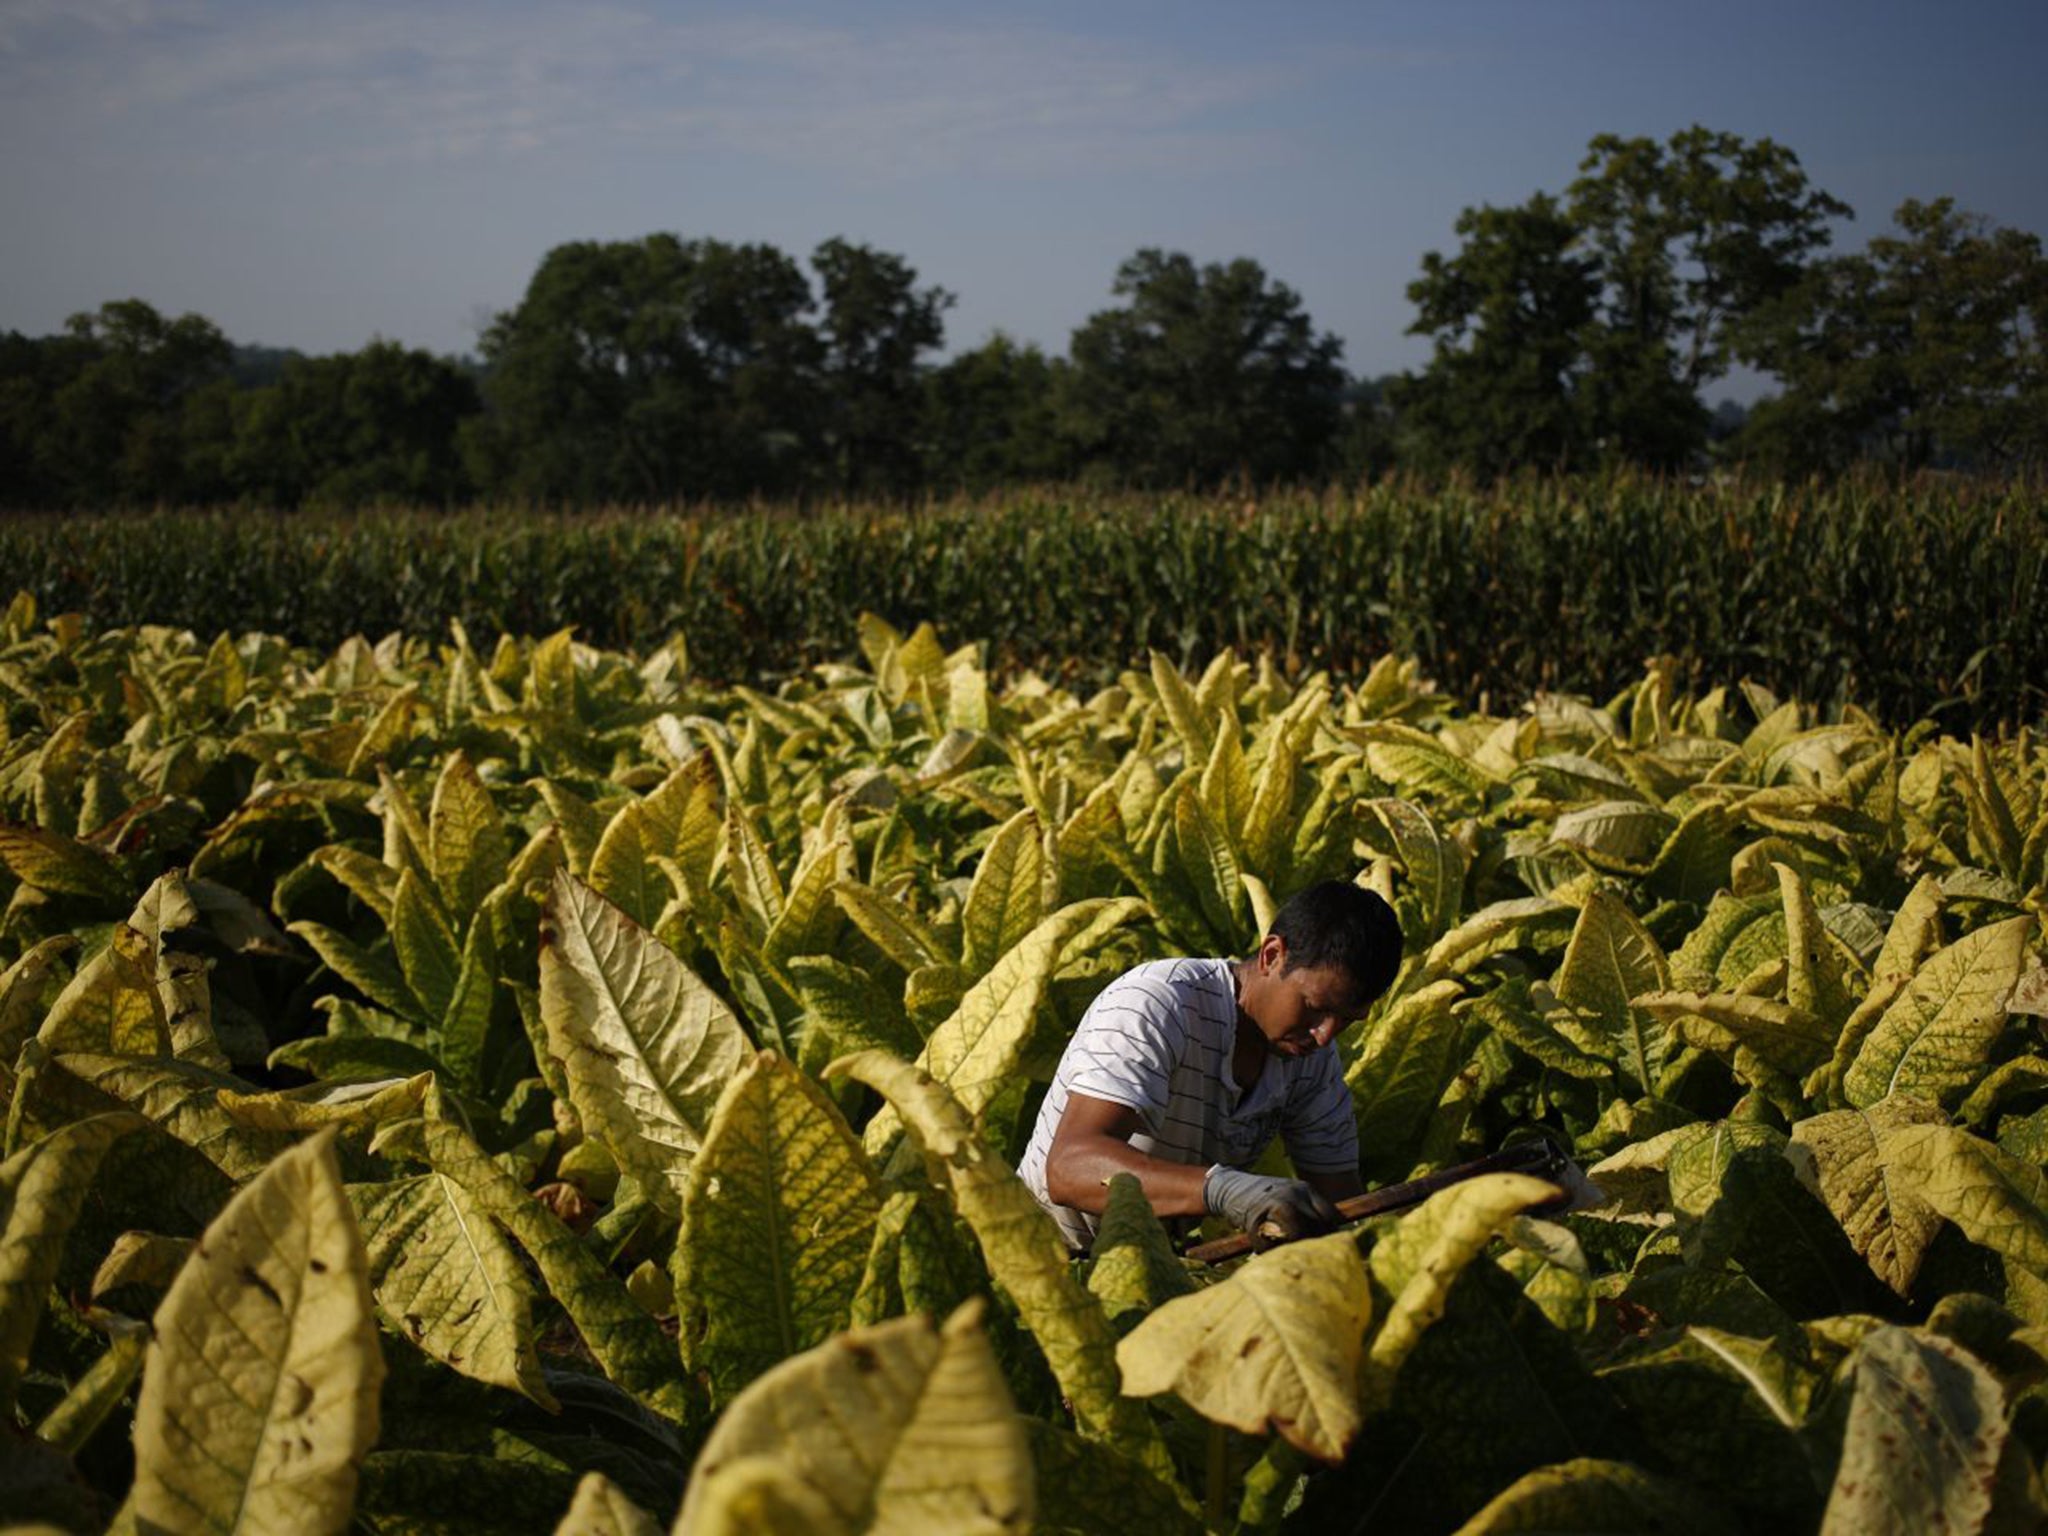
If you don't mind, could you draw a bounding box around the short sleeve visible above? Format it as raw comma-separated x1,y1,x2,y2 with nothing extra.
1280,1049,1358,1174
1056,971,1189,1138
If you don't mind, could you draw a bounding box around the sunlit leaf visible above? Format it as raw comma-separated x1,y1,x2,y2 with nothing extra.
124,1129,383,1536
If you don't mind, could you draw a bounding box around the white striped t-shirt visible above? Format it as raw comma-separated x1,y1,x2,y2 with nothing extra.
1018,957,1358,1251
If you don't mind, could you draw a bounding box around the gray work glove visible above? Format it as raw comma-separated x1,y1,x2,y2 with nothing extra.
1203,1165,1343,1250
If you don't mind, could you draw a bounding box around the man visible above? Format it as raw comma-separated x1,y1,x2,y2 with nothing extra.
1018,880,1403,1253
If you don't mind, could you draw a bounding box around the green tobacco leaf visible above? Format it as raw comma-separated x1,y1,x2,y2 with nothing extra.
1420,897,1573,983
724,800,786,941
759,802,855,978
1599,1328,1826,1529
310,845,399,925
1365,1173,1563,1404
124,1129,383,1536
422,1099,693,1423
1882,1122,2048,1273
1644,803,1743,907
0,822,129,902
588,755,721,931
1670,892,1784,995
828,1050,1167,1473
1362,798,1467,944
0,1113,139,1415
1788,1098,1949,1296
961,809,1044,974
790,956,921,1072
868,899,1143,1153
129,873,229,1072
1699,1147,1880,1319
1451,1457,1740,1535
1777,862,1854,1030
833,879,949,973
1117,1228,1371,1463
438,894,501,1093
37,921,171,1056
1549,800,1676,871
1818,1326,2006,1536
1024,1419,1203,1536
354,1449,581,1535
674,1300,1033,1536
1344,978,1470,1179
1085,1173,1193,1337
349,1171,556,1409
36,1313,150,1457
540,871,749,1214
216,1073,430,1133
1555,889,1670,1093
1173,780,1249,949
428,750,511,922
291,918,422,1021
92,1230,196,1299
1842,915,2034,1110
1149,651,1214,763
392,868,462,1025
553,1471,663,1536
1635,991,1833,1080
677,1051,883,1403
0,935,74,1063
46,1051,291,1182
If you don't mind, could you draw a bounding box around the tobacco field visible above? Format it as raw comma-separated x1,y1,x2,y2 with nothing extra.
2,590,2047,1534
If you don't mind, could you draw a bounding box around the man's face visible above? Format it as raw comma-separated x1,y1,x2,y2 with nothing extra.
1239,937,1372,1057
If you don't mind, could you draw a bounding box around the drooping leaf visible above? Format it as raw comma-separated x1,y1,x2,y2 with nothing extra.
868,899,1143,1153
1881,1122,2048,1274
422,1098,694,1423
0,1113,139,1415
1788,1097,1949,1296
1450,1457,1740,1535
1599,1327,1826,1530
391,868,461,1026
674,1300,1033,1536
1842,915,2033,1110
677,1051,883,1402
123,1129,383,1536
349,1171,556,1408
1818,1326,2006,1536
1344,978,1470,1179
827,1050,1167,1472
1364,1172,1563,1403
1024,1419,1204,1536
588,755,721,930
552,1471,663,1536
1635,992,1833,1081
540,871,748,1213
1117,1228,1371,1462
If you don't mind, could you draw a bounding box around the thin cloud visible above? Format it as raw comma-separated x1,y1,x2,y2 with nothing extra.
0,1,1341,177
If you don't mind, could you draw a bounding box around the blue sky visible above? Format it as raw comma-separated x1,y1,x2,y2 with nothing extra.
2,1,2043,400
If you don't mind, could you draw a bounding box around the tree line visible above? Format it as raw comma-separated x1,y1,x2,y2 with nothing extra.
3,125,2043,509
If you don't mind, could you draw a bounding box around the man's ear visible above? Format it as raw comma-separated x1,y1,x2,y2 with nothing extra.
1259,933,1288,973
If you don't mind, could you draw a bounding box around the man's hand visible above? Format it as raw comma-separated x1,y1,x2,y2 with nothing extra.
1203,1166,1343,1250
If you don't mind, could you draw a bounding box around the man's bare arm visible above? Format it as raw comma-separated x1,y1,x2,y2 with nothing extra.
1042,1092,1210,1217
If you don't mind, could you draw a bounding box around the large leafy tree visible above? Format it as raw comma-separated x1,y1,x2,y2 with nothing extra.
1399,127,1849,474
1741,198,2048,473
230,340,481,507
2,299,236,506
811,239,952,497
1390,196,1600,477
471,235,823,502
921,333,1075,491
1062,250,1347,486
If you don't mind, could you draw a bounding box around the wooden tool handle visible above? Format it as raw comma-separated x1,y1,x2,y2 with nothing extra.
1182,1138,1567,1266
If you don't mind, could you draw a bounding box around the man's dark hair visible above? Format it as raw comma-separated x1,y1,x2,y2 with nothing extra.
1267,880,1403,1003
